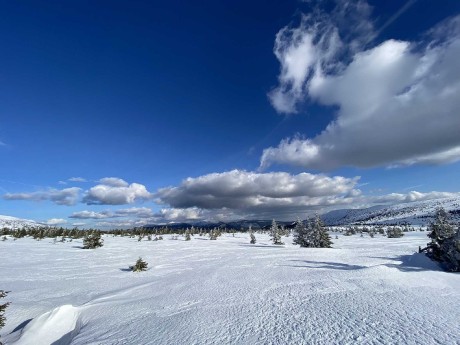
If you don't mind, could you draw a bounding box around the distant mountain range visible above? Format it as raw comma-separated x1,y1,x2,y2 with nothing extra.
0,215,44,229
2,196,460,230
321,196,460,226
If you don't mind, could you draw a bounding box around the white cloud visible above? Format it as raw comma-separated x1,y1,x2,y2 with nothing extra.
46,218,68,225
268,0,374,114
3,187,81,206
69,210,114,219
156,169,360,219
70,207,154,220
264,5,460,169
83,178,152,205
157,207,205,222
68,177,87,183
115,207,154,218
98,177,128,187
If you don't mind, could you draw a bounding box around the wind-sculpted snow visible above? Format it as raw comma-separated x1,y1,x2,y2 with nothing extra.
8,305,81,345
1,233,459,344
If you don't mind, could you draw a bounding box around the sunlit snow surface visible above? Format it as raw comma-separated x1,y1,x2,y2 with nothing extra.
1,232,459,345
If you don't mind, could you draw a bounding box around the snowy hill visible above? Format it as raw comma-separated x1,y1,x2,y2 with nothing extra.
0,215,44,229
321,197,460,226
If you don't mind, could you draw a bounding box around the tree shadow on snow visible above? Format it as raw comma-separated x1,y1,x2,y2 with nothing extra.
239,244,285,248
284,260,367,270
374,253,444,272
9,318,33,334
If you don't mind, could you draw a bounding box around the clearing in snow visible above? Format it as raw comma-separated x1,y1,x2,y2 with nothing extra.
1,232,459,344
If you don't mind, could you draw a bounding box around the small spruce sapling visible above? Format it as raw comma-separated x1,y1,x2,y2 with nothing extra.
131,257,148,272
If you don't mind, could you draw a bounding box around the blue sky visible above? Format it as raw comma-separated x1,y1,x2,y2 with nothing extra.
1,0,460,228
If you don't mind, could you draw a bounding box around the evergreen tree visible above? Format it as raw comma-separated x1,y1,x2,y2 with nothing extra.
269,219,284,245
131,257,148,272
0,290,10,345
295,215,332,248
82,232,104,249
293,218,309,247
386,226,404,238
439,229,460,272
209,229,218,240
185,229,191,241
426,208,456,261
250,232,256,244
421,208,460,271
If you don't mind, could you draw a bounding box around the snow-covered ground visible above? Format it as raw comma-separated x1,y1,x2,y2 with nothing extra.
1,232,459,345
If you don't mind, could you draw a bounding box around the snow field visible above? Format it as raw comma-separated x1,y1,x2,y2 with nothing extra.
1,232,459,345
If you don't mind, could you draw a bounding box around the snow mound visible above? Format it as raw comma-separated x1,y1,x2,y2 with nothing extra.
9,305,81,345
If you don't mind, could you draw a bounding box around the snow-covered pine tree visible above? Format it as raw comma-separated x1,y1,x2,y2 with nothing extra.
426,208,456,261
386,226,404,238
82,232,104,249
185,229,191,241
0,290,10,345
131,257,148,272
209,229,217,240
293,217,309,247
297,215,332,248
269,219,284,245
313,215,333,248
422,207,459,271
439,228,460,272
250,232,256,244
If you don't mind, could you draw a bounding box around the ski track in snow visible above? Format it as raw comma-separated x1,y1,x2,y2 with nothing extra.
1,232,459,345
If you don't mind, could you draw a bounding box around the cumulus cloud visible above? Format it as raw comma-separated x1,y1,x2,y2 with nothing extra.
83,178,152,205
68,177,87,183
157,207,205,222
69,210,114,219
98,177,129,187
46,218,68,225
3,187,81,206
264,3,460,169
114,207,154,218
370,191,460,204
156,169,360,219
70,207,154,220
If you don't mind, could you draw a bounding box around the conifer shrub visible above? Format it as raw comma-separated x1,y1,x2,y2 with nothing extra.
293,215,332,248
386,227,404,238
422,208,460,272
131,257,148,272
82,232,104,249
0,290,10,345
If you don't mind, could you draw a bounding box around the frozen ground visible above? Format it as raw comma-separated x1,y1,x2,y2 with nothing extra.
1,232,459,345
